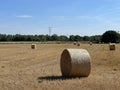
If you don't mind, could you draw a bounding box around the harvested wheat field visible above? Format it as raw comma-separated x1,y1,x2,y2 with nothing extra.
0,43,120,90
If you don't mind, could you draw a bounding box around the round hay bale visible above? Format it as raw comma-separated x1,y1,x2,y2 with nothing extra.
109,43,115,50
89,42,92,45
31,44,36,49
60,49,91,77
77,42,80,46
73,42,77,45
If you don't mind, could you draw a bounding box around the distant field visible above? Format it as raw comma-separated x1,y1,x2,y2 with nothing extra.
0,43,119,90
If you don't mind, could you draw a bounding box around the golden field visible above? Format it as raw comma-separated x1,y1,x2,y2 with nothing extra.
0,43,119,90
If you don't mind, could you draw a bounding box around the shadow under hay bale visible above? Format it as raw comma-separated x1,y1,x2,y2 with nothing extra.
60,49,91,77
109,43,115,50
37,75,84,82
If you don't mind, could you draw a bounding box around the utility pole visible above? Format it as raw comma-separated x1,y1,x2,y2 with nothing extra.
49,27,51,36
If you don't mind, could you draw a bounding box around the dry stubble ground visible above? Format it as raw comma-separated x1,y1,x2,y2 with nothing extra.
0,43,119,90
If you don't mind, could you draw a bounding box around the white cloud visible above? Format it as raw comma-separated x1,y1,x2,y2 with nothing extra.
16,15,32,18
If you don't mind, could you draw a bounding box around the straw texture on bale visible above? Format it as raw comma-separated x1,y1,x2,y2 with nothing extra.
31,44,36,49
60,49,91,77
109,43,115,50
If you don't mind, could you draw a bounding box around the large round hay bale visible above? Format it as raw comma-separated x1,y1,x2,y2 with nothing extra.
109,43,115,50
60,49,91,77
31,44,36,49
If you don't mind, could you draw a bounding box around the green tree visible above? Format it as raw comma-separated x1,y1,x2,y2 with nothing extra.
59,35,68,41
101,30,120,43
90,35,101,43
69,35,75,41
0,34,7,41
83,36,90,41
75,35,83,41
51,34,58,41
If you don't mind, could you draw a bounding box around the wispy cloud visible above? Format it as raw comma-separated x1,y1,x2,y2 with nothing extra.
16,15,32,18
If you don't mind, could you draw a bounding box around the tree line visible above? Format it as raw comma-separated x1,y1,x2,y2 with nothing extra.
0,34,101,42
0,30,119,43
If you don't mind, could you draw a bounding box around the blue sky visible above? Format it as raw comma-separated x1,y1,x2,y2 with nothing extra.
0,0,120,36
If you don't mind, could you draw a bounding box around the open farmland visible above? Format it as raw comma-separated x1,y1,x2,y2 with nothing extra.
0,43,120,90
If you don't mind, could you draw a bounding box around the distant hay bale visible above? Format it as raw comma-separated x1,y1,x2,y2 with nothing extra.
73,42,77,45
77,42,80,46
60,49,91,77
109,43,115,50
31,44,36,49
89,42,92,45
99,42,101,44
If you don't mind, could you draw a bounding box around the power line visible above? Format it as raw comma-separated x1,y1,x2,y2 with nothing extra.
49,27,51,36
